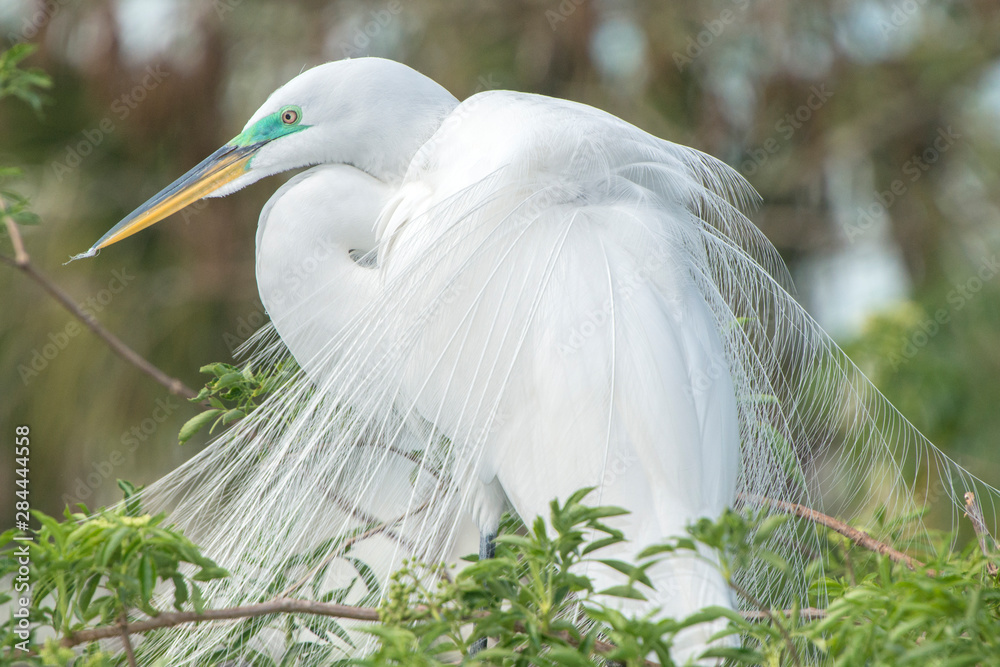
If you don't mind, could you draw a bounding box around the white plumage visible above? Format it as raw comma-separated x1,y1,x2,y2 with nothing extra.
83,58,999,665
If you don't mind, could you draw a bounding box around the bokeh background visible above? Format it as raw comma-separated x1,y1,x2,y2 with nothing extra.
2,0,1000,529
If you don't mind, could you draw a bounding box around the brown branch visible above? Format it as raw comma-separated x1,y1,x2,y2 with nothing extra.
118,613,138,667
964,492,998,577
26,590,824,666
0,218,197,400
61,598,658,666
745,494,924,570
60,597,381,648
3,205,29,265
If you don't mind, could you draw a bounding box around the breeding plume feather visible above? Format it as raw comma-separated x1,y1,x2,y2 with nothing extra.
80,58,999,664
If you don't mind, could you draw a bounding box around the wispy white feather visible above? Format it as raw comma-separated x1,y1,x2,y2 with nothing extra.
114,63,998,664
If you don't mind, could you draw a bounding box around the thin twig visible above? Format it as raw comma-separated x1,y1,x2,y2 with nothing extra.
964,492,999,577
2,202,29,265
278,500,430,598
0,226,197,399
118,613,138,667
320,471,421,554
746,494,924,570
741,608,827,621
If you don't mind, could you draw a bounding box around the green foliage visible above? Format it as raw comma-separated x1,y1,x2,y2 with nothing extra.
0,167,39,227
178,359,298,444
3,487,1000,666
356,496,1000,667
358,488,735,666
0,45,49,235
808,545,1000,663
0,481,229,666
0,44,50,112
183,528,383,667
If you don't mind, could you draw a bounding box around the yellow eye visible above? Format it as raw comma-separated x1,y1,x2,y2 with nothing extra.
281,107,300,125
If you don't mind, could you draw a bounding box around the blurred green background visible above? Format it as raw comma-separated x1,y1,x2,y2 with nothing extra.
2,0,1000,527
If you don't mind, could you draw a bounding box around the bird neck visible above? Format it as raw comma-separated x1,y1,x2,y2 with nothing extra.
352,97,459,183
255,166,387,374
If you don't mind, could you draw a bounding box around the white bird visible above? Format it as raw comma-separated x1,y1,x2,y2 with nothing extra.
79,58,996,664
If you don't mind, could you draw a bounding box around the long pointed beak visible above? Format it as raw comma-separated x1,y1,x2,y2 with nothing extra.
73,141,264,260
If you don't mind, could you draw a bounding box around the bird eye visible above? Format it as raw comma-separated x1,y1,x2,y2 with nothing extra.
280,107,300,125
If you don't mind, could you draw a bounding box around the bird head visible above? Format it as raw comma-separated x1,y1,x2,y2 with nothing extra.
75,58,457,259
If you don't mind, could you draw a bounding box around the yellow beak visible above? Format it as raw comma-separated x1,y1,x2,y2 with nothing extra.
76,142,262,259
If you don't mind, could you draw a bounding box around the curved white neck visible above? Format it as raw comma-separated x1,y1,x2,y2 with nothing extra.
255,165,389,374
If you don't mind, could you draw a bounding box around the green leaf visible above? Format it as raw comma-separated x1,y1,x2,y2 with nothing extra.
171,573,189,610
76,573,102,621
596,584,648,601
221,409,246,425
192,565,230,582
178,409,222,445
215,371,247,390
139,553,157,603
192,583,207,615
99,527,129,566
0,44,51,112
544,646,593,666
597,558,653,588
581,536,624,555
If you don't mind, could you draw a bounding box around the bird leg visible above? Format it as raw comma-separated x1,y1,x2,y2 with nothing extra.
479,529,497,560
469,529,497,656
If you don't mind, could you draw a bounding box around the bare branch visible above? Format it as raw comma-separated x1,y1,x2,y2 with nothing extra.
118,614,138,667
0,228,198,400
61,597,381,648
60,597,661,665
2,201,29,266
746,494,924,570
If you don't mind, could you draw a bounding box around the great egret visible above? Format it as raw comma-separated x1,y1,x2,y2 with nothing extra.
78,58,996,664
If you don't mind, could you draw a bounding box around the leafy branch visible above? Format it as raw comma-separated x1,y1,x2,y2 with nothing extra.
0,44,199,401
177,360,298,444
4,484,1000,666
0,44,50,112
